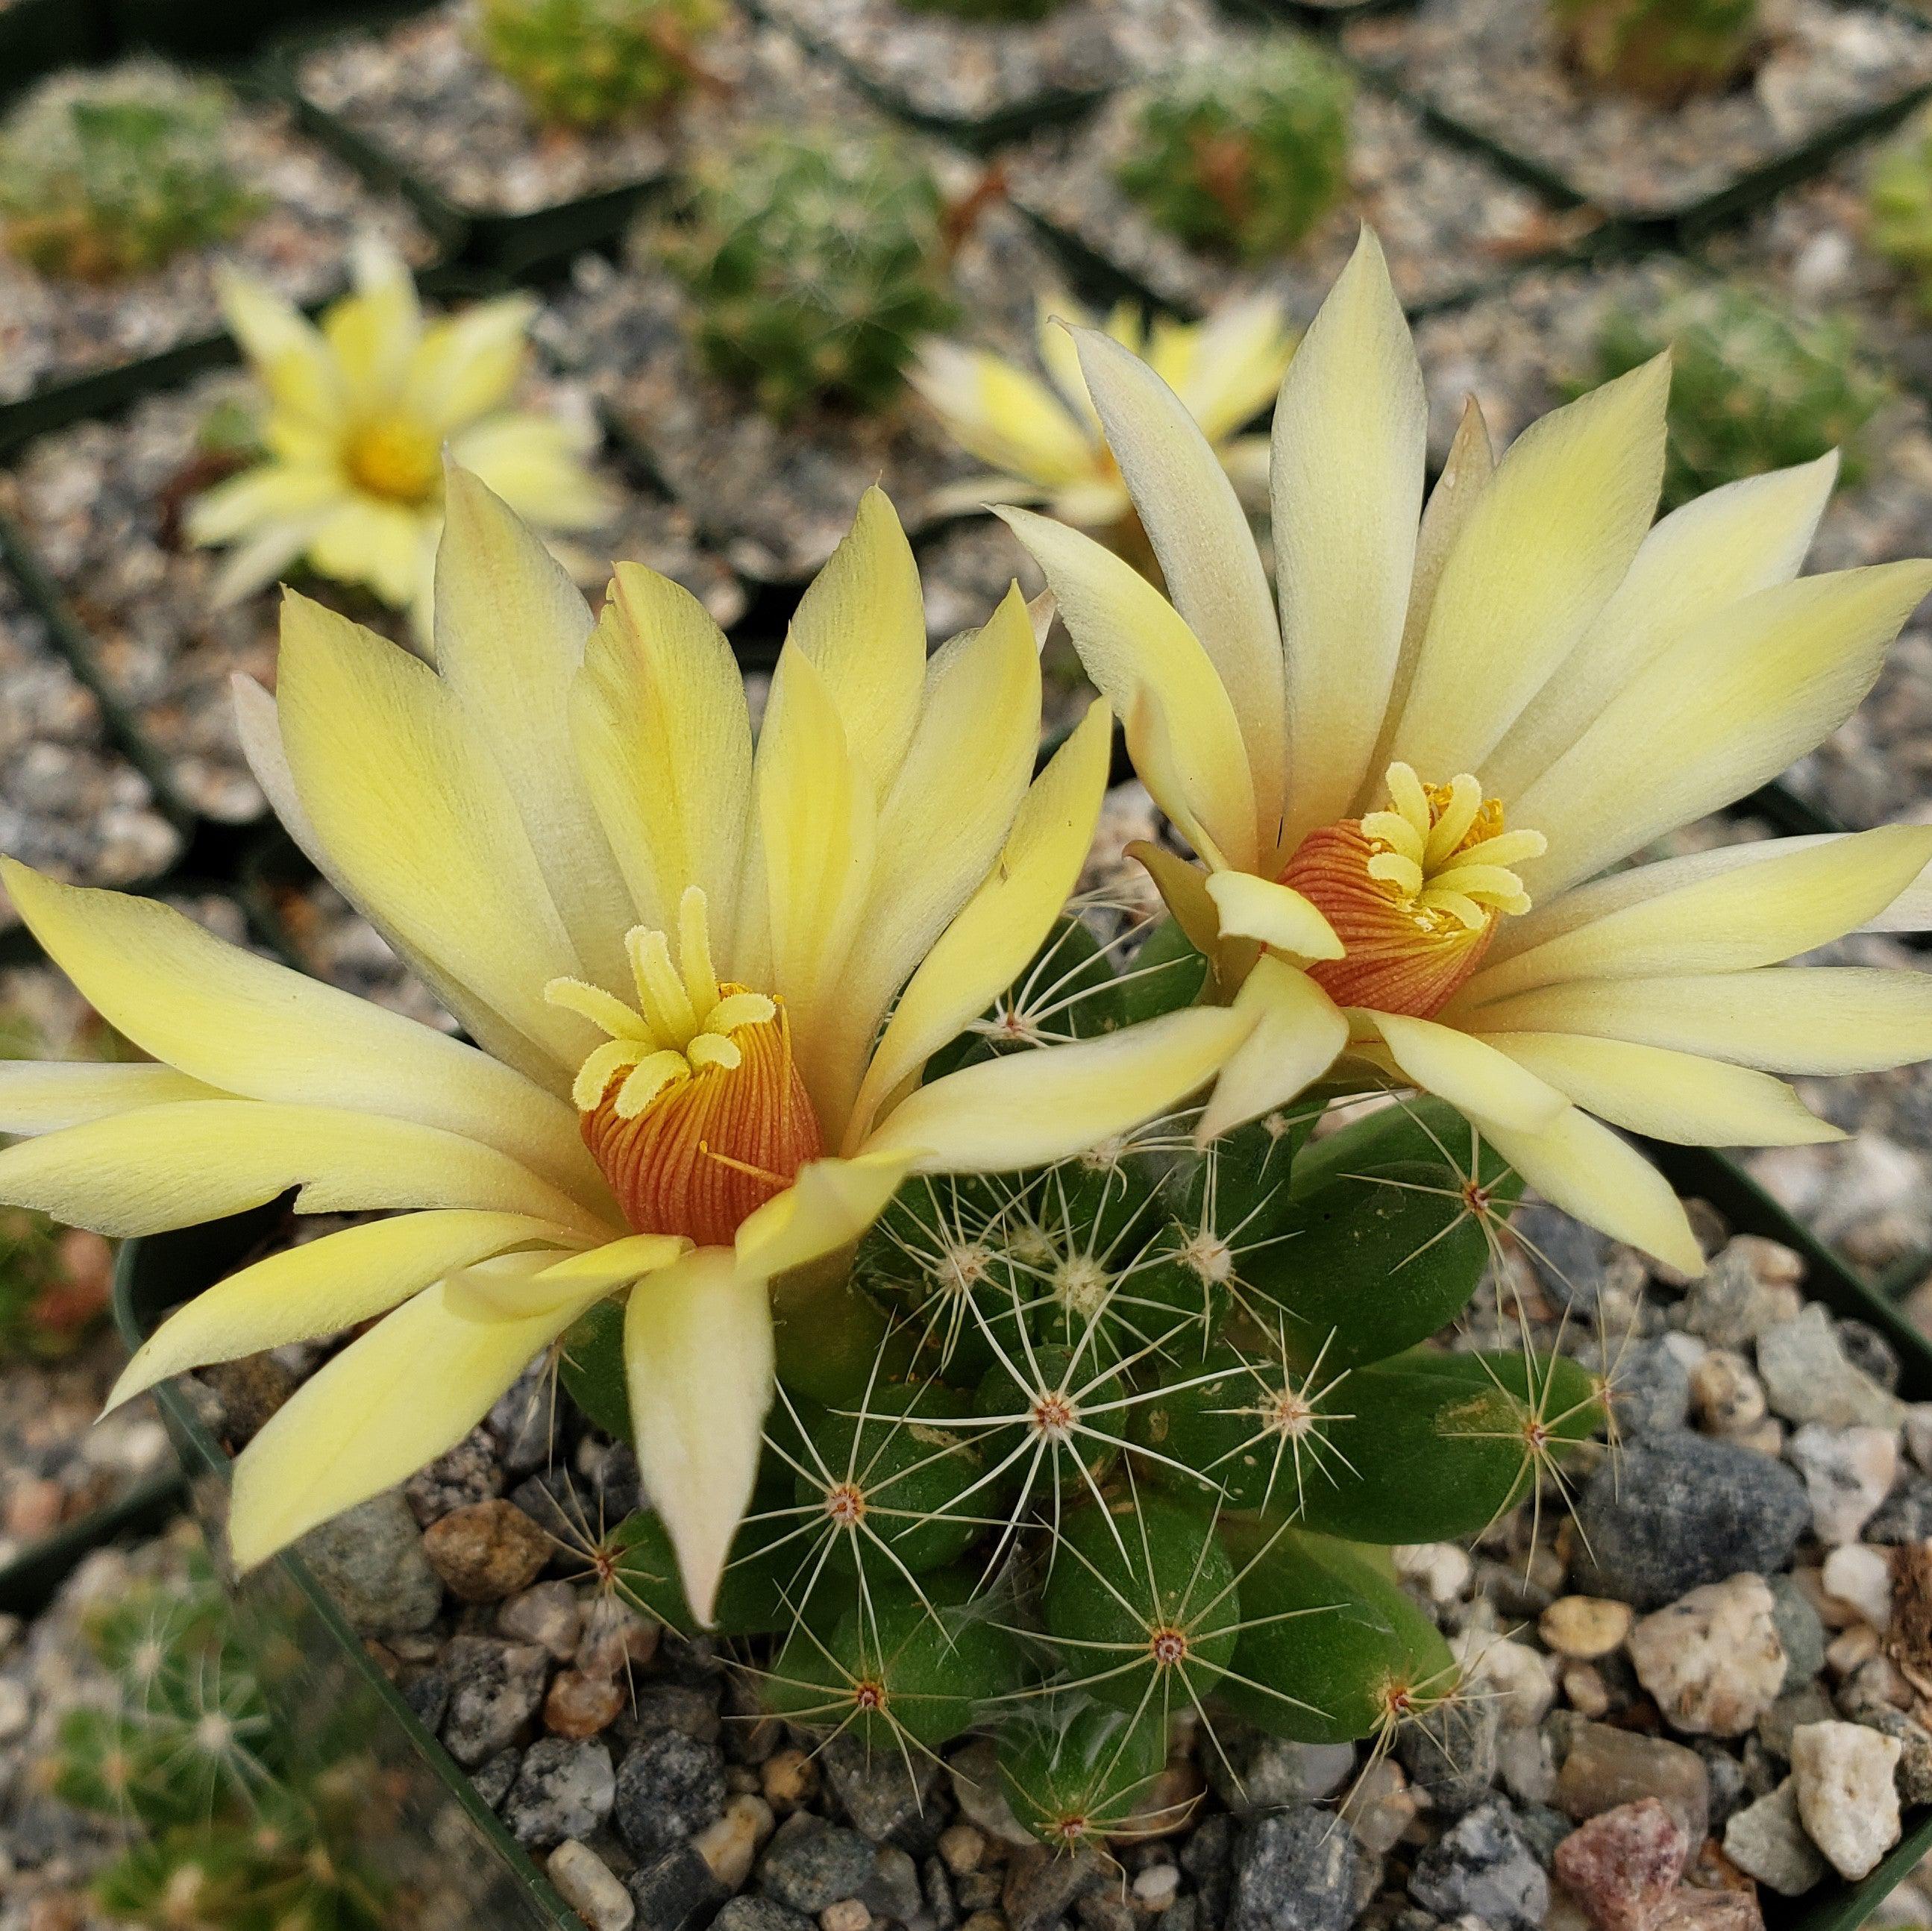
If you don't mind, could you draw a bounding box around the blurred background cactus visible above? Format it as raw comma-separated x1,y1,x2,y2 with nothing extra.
663,125,961,419
1116,40,1353,264
48,1544,384,1930
568,917,1604,1842
1580,280,1890,508
1869,107,1932,314
0,64,259,281
1549,0,1761,101
474,0,723,128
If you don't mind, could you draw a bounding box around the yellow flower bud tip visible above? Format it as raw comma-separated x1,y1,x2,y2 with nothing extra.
1279,762,1546,1019
544,885,818,1246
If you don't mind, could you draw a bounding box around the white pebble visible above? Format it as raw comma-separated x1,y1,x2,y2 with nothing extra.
548,1840,635,1931
1822,1544,1894,1631
1790,1719,1904,1880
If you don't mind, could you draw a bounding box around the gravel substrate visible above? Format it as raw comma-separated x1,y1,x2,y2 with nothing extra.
0,368,742,826
293,0,712,220
0,86,431,407
145,1146,1932,1928
1002,61,1568,321
0,560,179,930
756,0,1217,135
1343,0,1932,221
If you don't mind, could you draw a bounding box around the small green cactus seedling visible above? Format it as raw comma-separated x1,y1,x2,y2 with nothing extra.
1581,281,1889,509
663,125,960,420
49,1544,385,1930
1117,40,1353,263
1869,108,1932,316
563,915,1607,1841
474,0,722,128
0,64,259,281
1549,0,1760,101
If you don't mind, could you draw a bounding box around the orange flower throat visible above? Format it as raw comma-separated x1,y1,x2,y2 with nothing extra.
1277,763,1545,1020
547,888,822,1246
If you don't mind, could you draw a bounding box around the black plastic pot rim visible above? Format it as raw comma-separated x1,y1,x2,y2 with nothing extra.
114,1140,1932,1929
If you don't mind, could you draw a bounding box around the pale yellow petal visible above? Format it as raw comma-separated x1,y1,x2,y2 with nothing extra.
216,269,340,425
733,1152,913,1284
1273,230,1428,844
860,1005,1253,1172
451,414,612,532
107,1210,580,1412
1362,1011,1570,1134
1480,1108,1704,1275
0,1060,227,1134
1156,295,1295,447
1202,870,1343,963
323,236,421,401
818,585,1042,1131
186,463,342,547
275,592,591,1072
1076,324,1286,831
782,487,926,800
1477,1032,1841,1147
307,498,433,609
0,1101,604,1240
1467,967,1932,1076
407,295,535,433
1000,506,1258,870
626,1247,774,1626
1487,453,1838,799
910,339,1097,487
228,1260,599,1571
1515,562,1932,898
753,644,877,1116
1462,824,1932,1004
1390,355,1669,779
572,562,755,952
433,467,631,993
1195,955,1349,1142
846,702,1110,1148
0,859,600,1204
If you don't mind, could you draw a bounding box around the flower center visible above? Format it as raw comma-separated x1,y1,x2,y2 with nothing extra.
1276,762,1546,1020
547,886,823,1247
344,418,442,506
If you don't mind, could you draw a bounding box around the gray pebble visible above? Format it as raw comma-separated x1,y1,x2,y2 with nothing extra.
1599,1336,1691,1437
1228,1810,1356,1931
440,1636,551,1768
758,1814,878,1915
824,1730,943,1840
616,1731,727,1862
1574,1433,1808,1608
404,1426,504,1524
296,1490,443,1634
504,1736,617,1847
1396,1692,1500,1815
1407,1799,1549,1931
1767,1573,1827,1689
629,1843,730,1931
712,1903,813,1931
1863,1473,1932,1545
472,1748,521,1812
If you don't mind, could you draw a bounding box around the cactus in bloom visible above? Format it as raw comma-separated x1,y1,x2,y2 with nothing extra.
1116,39,1353,263
567,915,1605,1840
474,0,722,128
1549,0,1760,101
663,125,960,420
1869,107,1932,315
0,64,257,281
50,1545,385,1929
1580,280,1889,509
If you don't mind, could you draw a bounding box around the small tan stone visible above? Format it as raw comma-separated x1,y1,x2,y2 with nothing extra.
763,1745,821,1812
821,1901,871,1931
1828,1624,1882,1676
1563,1662,1612,1719
1540,1596,1632,1660
544,1668,624,1739
695,1793,774,1891
420,1498,551,1603
1628,1575,1784,1736
548,1839,635,1931
938,1824,985,1875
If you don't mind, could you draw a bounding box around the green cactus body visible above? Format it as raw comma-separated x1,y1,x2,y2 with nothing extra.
1550,0,1760,101
1870,110,1932,315
1581,282,1889,509
474,0,722,128
1117,40,1353,263
51,1548,385,1928
575,922,1604,1839
0,65,258,281
664,126,959,420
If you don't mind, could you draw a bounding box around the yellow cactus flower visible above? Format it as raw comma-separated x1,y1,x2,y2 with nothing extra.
187,238,612,637
0,477,1249,1620
1005,230,1932,1278
912,292,1292,536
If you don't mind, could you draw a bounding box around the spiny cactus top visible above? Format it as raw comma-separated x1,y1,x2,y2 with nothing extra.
0,482,1248,1621
664,125,961,421
1003,229,1932,1279
912,292,1293,536
186,239,611,638
474,0,723,128
1869,105,1932,317
1117,38,1353,264
0,63,258,282
1581,280,1892,510
1549,0,1760,101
